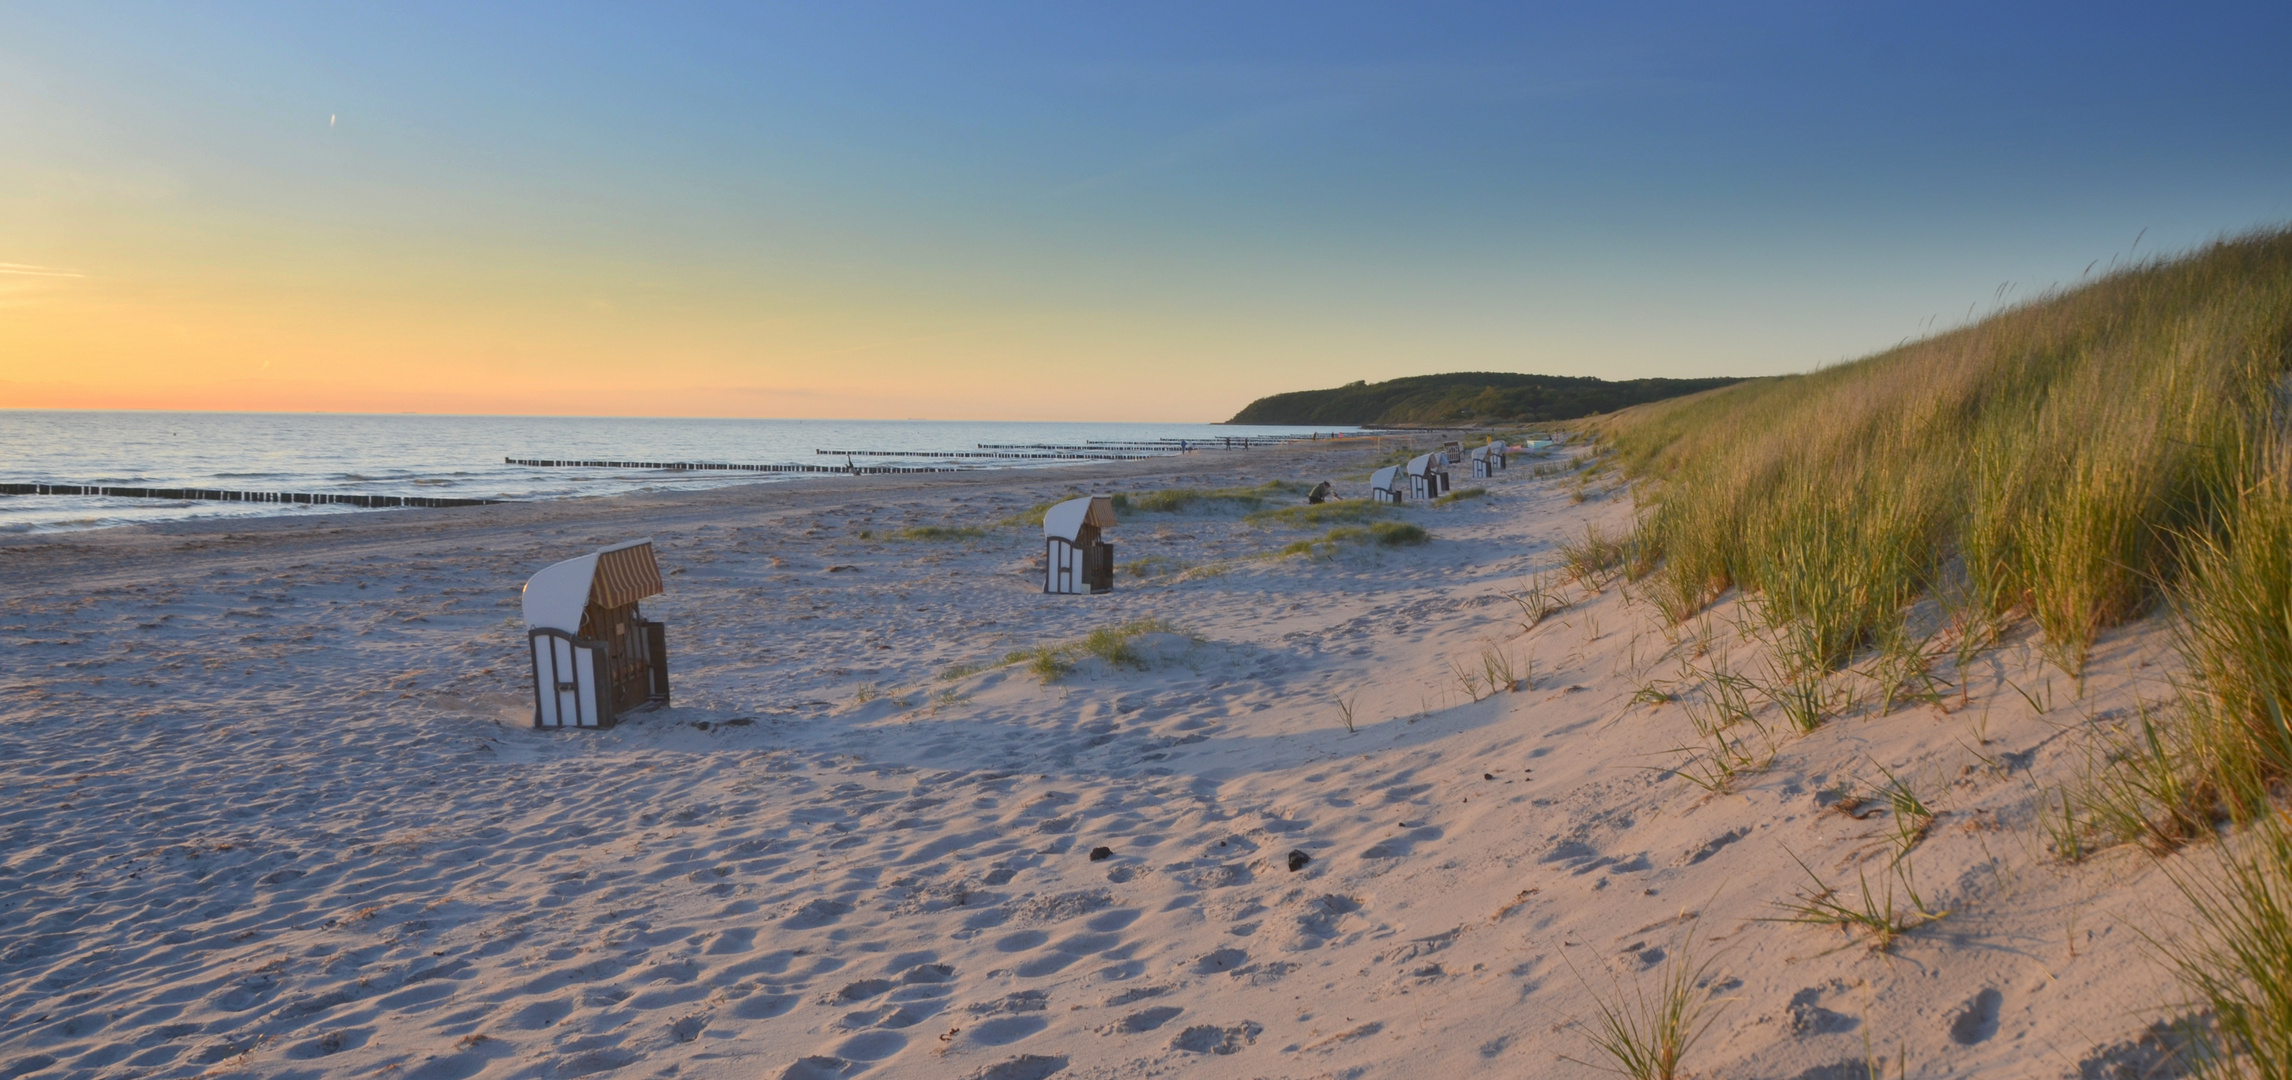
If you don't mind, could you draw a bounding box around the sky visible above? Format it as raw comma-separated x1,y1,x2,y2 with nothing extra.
3,2,2290,422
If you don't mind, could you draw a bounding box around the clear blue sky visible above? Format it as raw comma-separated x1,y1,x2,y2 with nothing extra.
5,1,2289,418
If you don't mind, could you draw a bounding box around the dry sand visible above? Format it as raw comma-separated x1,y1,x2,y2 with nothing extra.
0,443,2217,1079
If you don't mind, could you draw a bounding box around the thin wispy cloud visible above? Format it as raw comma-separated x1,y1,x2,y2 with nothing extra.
0,262,87,278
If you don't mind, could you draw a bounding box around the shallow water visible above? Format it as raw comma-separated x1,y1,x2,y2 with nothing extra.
0,411,1348,532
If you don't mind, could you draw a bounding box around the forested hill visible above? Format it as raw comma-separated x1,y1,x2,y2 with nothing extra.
1225,372,1744,426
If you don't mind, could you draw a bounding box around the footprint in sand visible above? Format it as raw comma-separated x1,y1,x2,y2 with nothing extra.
1104,1005,1184,1034
731,993,800,1020
827,1030,906,1062
962,1055,1070,1080
1170,1021,1261,1055
970,1015,1050,1045
1949,988,2003,1045
1193,947,1248,974
995,930,1050,952
785,898,854,928
502,998,576,1030
1786,986,1860,1036
777,1055,856,1080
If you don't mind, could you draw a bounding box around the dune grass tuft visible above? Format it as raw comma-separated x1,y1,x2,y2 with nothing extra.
2154,808,2292,1080
1120,480,1311,514
998,500,1062,528
1558,524,1633,592
896,525,990,541
1004,618,1194,683
1280,520,1430,558
1120,555,1196,579
1566,931,1729,1080
1244,500,1395,527
1766,850,1948,953
1431,486,1488,505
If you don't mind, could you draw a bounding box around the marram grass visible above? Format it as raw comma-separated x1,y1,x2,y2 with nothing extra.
1601,229,2290,674
1594,226,2292,1075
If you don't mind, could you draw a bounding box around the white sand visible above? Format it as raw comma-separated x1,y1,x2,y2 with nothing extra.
0,444,2215,1079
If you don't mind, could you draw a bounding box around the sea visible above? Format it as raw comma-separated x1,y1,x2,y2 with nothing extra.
0,411,1354,534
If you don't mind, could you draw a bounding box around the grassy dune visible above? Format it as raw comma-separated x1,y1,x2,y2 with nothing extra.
1594,226,2292,1075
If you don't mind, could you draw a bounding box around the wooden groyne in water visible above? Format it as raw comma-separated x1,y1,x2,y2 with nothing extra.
0,483,500,508
813,449,1166,460
505,458,966,475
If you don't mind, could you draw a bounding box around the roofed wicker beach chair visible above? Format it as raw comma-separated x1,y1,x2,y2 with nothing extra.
1407,453,1451,499
1370,465,1405,504
523,539,670,729
1470,439,1507,478
1044,495,1117,594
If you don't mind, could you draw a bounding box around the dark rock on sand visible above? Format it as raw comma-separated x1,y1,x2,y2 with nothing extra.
1088,846,1113,862
1286,850,1311,872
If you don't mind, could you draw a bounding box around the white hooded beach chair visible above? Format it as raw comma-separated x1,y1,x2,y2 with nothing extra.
1407,453,1451,499
523,539,670,729
1044,496,1117,594
1470,439,1507,478
1370,465,1405,504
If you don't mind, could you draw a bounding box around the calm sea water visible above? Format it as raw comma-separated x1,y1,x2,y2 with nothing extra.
0,411,1352,533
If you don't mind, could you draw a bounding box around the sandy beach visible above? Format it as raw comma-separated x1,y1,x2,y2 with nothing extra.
0,441,2209,1079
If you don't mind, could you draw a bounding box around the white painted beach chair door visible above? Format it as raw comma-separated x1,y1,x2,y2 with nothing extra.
1046,538,1082,594
531,633,603,727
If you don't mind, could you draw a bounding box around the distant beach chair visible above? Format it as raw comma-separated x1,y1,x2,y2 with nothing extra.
1044,495,1117,594
523,539,670,729
1470,439,1507,478
1369,465,1405,504
1407,453,1451,499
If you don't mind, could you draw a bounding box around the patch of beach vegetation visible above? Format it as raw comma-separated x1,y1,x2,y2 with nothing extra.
1002,618,1198,683
893,524,990,541
1279,520,1430,558
1120,555,1196,579
1244,500,1395,528
1114,480,1311,515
